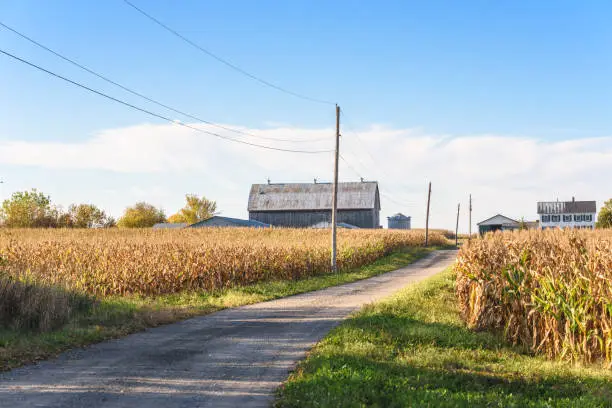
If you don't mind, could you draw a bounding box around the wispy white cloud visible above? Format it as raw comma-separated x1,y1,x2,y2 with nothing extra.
1,122,610,231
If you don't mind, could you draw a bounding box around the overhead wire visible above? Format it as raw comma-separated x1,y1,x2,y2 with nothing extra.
339,109,420,200
0,48,332,154
339,154,415,208
339,153,364,179
0,21,329,144
123,0,335,106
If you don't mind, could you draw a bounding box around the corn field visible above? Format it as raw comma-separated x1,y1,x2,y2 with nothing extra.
456,229,612,367
0,228,447,297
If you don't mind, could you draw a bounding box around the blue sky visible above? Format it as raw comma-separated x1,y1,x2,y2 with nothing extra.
1,1,611,230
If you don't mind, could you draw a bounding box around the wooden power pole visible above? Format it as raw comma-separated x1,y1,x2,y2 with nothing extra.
455,202,460,247
469,194,472,239
331,105,340,272
425,181,431,246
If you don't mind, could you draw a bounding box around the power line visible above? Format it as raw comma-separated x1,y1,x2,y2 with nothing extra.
380,192,415,208
123,0,335,106
0,21,328,145
340,154,415,207
338,110,418,207
0,48,332,154
339,154,363,179
340,109,420,191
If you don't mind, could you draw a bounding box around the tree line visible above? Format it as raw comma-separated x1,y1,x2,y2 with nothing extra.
0,189,218,228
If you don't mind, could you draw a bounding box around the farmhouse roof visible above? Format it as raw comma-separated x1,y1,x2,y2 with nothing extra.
537,200,596,214
248,182,380,212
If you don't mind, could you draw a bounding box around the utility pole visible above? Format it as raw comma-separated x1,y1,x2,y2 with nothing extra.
469,194,472,239
455,202,460,247
425,181,431,246
331,105,340,272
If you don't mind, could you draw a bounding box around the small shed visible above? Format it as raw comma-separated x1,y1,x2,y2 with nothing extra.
248,181,380,228
189,216,270,228
152,223,188,229
387,213,411,230
477,214,519,235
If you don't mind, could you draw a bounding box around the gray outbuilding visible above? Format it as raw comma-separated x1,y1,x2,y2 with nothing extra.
477,214,519,235
248,181,381,228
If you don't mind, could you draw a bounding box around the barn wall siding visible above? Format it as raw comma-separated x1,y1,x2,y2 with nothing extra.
249,209,379,228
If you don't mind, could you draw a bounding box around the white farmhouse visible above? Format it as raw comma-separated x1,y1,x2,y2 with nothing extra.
537,198,596,230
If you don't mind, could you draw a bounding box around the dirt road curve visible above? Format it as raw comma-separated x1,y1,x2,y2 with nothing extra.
0,250,456,408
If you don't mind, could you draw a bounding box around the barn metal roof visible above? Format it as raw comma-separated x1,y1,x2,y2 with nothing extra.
248,182,380,212
537,200,596,214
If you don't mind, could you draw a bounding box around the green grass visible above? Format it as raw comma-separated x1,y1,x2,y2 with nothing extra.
276,269,612,408
0,246,438,371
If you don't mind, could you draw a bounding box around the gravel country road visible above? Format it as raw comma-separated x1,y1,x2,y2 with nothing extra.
0,250,456,408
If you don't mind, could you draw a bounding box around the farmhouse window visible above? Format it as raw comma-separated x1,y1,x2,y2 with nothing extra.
551,215,561,222
585,214,592,222
542,215,551,222
563,215,572,222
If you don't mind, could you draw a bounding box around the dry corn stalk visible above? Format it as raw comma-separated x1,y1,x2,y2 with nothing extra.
0,228,448,297
456,229,612,367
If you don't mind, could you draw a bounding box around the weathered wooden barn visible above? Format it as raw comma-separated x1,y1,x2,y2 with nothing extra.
248,181,381,228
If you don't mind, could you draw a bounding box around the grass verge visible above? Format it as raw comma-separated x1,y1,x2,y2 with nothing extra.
276,269,612,408
0,246,439,371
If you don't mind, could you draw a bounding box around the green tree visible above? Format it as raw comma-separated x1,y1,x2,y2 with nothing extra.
66,204,110,228
596,199,612,229
117,202,166,228
0,189,58,228
168,194,218,224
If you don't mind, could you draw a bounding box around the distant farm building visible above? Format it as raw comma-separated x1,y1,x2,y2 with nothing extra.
189,216,270,228
248,181,381,228
387,213,411,230
477,214,519,235
537,198,596,230
152,222,188,229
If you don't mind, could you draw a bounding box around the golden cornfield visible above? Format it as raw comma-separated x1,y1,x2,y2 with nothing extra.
0,228,447,297
456,229,612,367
